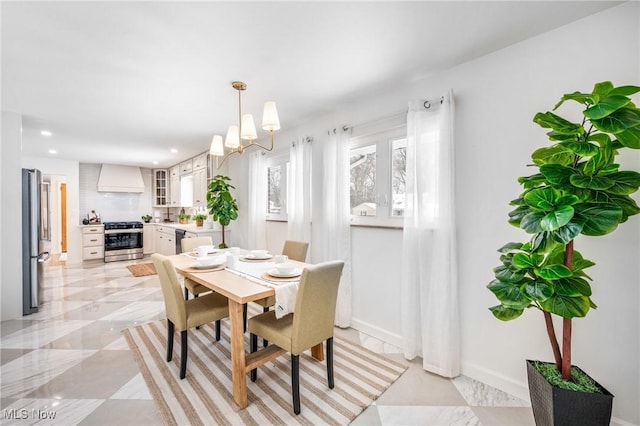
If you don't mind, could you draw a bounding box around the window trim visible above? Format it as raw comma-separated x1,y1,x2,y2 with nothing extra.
265,153,289,221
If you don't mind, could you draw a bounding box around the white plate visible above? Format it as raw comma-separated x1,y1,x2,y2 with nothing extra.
267,268,302,278
191,261,224,269
244,254,273,260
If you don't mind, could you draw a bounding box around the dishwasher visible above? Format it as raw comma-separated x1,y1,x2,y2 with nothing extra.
175,229,199,254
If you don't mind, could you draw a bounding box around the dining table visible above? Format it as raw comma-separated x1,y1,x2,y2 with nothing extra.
168,251,323,409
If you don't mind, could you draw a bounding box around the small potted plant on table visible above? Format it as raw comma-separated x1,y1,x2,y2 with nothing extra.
193,213,208,227
178,213,190,224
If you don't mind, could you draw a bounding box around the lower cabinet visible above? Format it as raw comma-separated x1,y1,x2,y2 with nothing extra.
81,225,104,260
143,224,155,254
154,226,176,255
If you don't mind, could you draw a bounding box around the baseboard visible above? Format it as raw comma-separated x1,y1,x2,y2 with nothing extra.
349,317,403,349
461,360,531,403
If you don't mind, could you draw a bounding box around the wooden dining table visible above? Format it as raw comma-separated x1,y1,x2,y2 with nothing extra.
168,253,323,409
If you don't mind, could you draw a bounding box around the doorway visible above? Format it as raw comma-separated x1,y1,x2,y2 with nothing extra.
61,183,67,253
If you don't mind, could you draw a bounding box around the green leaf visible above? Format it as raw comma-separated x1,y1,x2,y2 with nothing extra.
553,91,597,110
523,280,554,302
591,191,640,221
534,264,573,280
591,108,640,133
512,253,542,269
539,294,591,318
569,174,615,190
540,205,574,231
518,173,547,189
520,211,545,233
489,305,524,321
539,164,576,186
556,194,580,206
559,141,600,157
593,81,614,97
574,203,623,235
608,85,640,96
572,258,595,273
615,126,640,149
583,95,631,120
497,242,524,254
508,206,531,227
534,112,583,135
487,280,532,309
603,171,640,195
524,187,558,211
587,132,612,146
494,265,527,283
551,220,584,245
531,146,574,166
555,277,592,297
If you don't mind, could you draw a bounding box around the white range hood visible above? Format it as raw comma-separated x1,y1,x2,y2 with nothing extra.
97,164,145,193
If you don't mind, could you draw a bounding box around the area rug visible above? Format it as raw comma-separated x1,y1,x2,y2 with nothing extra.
126,263,157,277
123,318,407,425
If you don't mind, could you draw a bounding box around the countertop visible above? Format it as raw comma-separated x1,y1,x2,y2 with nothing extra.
145,222,226,234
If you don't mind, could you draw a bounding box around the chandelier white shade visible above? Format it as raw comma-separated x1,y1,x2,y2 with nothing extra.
210,81,279,168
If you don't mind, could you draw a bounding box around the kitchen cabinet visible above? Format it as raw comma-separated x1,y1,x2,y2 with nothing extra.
143,224,155,254
169,165,180,207
153,169,168,207
179,159,193,175
192,168,208,206
154,225,176,255
192,152,209,171
81,225,104,260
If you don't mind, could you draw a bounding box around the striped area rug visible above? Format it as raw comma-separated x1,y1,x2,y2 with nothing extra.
123,317,407,425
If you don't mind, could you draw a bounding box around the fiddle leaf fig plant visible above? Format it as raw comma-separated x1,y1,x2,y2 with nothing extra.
488,81,640,382
206,175,238,248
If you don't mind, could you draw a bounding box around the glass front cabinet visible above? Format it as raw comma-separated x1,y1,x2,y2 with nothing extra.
153,169,168,207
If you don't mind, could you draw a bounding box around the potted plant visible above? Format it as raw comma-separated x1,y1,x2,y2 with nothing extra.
178,213,190,224
206,175,238,248
193,213,207,227
141,214,153,223
487,81,640,425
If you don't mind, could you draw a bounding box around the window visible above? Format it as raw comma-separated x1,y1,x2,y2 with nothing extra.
266,154,289,220
350,119,406,226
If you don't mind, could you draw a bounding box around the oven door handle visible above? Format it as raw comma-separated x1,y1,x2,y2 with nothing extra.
104,229,143,235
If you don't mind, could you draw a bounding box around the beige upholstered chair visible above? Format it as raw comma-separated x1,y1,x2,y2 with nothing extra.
248,260,344,414
181,236,213,300
151,253,229,379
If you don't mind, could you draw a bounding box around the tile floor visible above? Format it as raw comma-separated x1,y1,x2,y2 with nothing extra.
1,256,536,425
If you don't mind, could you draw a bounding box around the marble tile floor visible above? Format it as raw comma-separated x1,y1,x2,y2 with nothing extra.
1,257,536,425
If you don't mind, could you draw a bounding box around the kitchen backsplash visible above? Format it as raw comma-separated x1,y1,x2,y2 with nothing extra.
79,163,154,223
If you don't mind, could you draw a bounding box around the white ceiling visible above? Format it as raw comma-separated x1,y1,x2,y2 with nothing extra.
2,1,621,168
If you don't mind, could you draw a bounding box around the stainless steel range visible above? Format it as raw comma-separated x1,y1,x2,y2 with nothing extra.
103,221,143,262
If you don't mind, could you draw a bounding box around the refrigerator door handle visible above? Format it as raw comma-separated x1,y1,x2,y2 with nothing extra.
37,252,50,263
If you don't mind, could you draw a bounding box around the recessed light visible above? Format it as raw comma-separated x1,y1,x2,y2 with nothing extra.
170,148,178,154
41,130,52,136
152,161,159,165
48,149,57,154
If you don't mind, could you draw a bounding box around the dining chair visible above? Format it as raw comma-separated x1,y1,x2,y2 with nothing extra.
248,260,344,414
251,240,310,345
181,236,213,300
151,253,229,379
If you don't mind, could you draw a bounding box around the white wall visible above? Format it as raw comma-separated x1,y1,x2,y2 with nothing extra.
1,111,24,320
230,4,639,423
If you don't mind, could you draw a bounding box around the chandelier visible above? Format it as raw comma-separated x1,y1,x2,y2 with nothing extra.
209,81,280,168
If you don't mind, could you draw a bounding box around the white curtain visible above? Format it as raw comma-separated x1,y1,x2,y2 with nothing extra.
318,127,352,327
287,137,312,247
401,90,460,377
247,151,267,250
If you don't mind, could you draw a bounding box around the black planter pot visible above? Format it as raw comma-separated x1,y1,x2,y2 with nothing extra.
526,360,614,426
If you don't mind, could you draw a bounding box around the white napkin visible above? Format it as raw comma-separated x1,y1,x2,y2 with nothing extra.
274,282,298,319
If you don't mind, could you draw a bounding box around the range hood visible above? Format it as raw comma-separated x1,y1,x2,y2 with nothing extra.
97,164,145,193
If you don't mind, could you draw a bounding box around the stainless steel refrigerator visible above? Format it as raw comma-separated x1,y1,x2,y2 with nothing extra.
22,168,50,315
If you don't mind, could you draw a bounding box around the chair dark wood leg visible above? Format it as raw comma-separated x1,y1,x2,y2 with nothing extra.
262,306,269,347
243,303,247,333
166,320,174,362
292,354,301,414
180,330,188,379
184,287,189,300
250,333,258,382
327,337,334,389
215,320,221,341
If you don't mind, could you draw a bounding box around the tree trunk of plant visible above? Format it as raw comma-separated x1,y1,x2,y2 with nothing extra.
561,240,574,381
543,311,562,371
220,225,226,248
